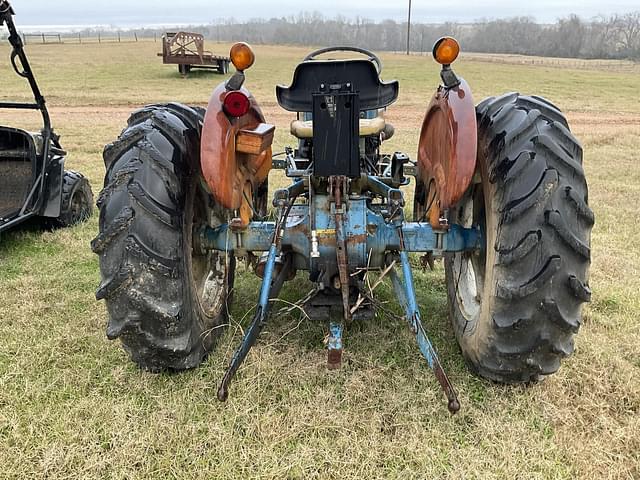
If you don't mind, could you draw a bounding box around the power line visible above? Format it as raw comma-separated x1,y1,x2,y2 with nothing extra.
406,0,412,55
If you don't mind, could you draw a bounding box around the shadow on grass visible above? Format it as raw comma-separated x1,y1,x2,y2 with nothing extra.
0,217,50,254
158,68,231,81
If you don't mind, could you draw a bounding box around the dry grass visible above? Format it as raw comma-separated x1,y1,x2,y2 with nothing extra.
460,52,640,73
0,42,639,479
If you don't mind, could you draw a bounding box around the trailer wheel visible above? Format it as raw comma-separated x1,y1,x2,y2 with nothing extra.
178,64,192,76
445,93,593,383
92,103,235,371
56,170,93,227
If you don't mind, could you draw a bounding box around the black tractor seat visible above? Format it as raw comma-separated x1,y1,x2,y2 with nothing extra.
276,59,399,113
277,55,399,177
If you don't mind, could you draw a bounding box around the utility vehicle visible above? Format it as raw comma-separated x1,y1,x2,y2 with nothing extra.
0,1,92,234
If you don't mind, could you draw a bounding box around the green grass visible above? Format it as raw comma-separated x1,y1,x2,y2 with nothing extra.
0,42,639,479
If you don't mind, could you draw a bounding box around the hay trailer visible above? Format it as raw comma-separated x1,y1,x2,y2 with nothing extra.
159,31,230,76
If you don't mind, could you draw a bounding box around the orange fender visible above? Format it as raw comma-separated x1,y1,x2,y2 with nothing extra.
201,83,274,222
416,78,477,227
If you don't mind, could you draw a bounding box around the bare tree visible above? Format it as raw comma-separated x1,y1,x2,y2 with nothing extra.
614,12,640,58
555,14,585,57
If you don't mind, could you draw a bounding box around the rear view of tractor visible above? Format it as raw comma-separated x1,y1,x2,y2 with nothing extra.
0,2,93,234
93,38,592,412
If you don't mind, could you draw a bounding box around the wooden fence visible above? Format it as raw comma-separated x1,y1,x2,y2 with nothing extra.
17,32,159,45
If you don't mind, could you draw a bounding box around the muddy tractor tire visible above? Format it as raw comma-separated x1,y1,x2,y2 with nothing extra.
56,170,93,227
445,93,593,383
92,103,235,372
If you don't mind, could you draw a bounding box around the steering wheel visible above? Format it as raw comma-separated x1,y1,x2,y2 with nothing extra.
303,46,383,74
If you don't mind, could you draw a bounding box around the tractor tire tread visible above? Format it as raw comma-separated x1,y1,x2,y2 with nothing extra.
446,93,592,384
93,103,228,371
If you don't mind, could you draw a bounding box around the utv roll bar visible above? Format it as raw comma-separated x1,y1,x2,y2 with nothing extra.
0,0,51,133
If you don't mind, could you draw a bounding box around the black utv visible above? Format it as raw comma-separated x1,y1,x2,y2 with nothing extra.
0,1,92,235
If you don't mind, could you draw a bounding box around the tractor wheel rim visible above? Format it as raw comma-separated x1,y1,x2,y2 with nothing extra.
454,183,486,322
190,184,227,319
456,254,481,320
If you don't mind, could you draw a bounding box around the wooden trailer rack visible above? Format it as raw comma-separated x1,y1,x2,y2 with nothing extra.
158,32,230,76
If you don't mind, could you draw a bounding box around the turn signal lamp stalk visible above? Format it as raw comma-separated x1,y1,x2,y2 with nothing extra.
432,37,461,89
226,42,256,91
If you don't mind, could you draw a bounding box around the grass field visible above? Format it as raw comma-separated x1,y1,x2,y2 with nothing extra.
0,41,639,479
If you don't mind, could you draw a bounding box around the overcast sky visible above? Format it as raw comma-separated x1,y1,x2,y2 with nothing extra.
13,0,640,27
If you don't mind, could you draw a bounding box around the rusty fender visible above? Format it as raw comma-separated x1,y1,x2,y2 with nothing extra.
200,83,273,215
416,79,477,226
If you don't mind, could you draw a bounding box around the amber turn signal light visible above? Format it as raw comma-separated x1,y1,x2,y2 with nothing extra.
230,42,255,71
432,37,460,65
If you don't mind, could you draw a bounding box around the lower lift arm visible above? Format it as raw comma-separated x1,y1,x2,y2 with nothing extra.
217,199,294,402
389,248,460,414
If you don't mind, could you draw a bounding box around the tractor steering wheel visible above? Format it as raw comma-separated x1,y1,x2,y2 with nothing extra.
303,46,383,74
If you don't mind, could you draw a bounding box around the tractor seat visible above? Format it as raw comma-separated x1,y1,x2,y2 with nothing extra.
290,115,386,139
276,59,399,112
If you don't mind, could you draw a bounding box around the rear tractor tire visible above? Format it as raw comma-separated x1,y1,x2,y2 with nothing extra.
445,93,593,383
91,103,235,371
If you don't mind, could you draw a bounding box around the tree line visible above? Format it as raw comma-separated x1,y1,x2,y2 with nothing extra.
11,11,640,60
193,12,640,60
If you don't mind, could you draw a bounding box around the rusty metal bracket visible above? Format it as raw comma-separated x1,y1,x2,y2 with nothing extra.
329,175,352,323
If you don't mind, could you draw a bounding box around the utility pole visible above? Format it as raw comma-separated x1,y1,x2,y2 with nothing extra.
406,0,412,55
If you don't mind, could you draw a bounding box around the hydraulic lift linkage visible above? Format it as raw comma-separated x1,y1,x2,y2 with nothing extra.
207,175,480,413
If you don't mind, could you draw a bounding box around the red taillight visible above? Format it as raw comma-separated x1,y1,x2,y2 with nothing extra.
223,91,250,117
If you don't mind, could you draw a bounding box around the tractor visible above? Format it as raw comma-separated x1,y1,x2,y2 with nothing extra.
93,40,592,412
0,2,93,235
